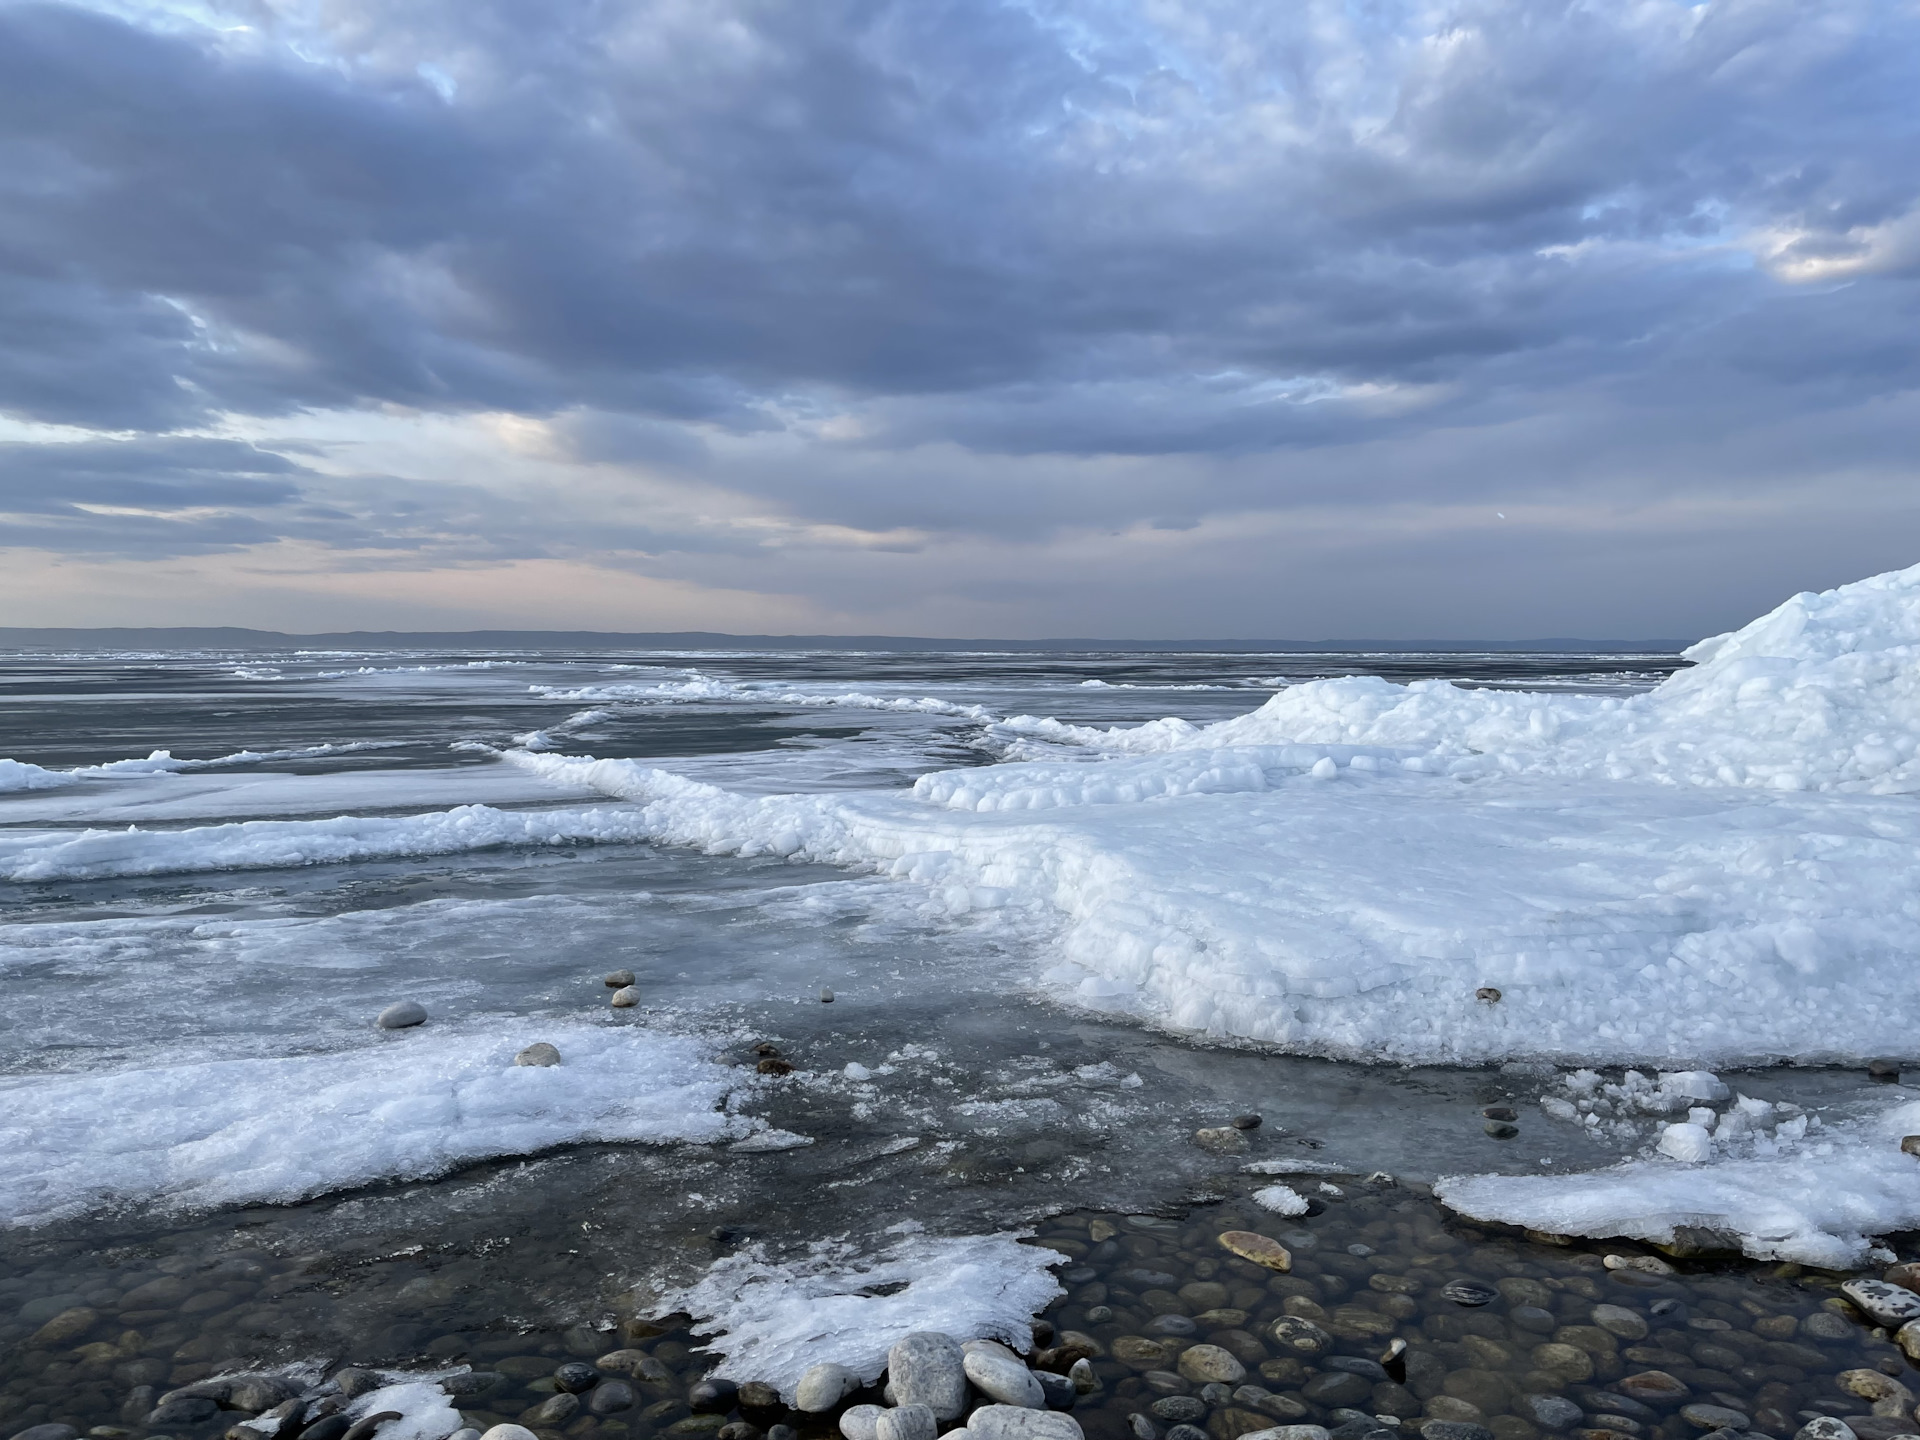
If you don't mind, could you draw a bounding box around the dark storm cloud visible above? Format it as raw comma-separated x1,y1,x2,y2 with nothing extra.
0,0,1916,568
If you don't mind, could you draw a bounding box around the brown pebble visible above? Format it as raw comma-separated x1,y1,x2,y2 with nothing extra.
1901,1136,1920,1158
1216,1231,1292,1271
756,1056,793,1075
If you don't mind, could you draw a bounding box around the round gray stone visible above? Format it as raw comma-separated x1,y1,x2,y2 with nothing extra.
1524,1397,1583,1431
376,1001,427,1029
589,1382,636,1415
1151,1400,1206,1424
1421,1425,1494,1440
798,1363,862,1413
515,1043,562,1067
1680,1407,1749,1432
889,1332,968,1421
604,970,635,987
965,1407,1085,1440
1795,1422,1858,1440
878,1406,939,1440
10,1427,79,1440
841,1406,887,1440
1301,1373,1371,1409
479,1428,541,1440
964,1347,1046,1408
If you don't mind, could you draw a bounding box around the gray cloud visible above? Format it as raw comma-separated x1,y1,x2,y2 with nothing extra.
0,0,1916,629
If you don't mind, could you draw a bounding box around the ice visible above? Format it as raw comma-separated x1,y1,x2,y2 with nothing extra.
492,566,1920,1065
345,1382,464,1440
999,564,1920,795
530,674,994,720
659,1229,1064,1400
0,801,657,880
1437,1098,1920,1268
1251,1183,1310,1215
0,759,75,793
0,1022,748,1226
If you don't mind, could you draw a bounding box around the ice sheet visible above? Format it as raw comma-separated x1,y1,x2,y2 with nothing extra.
0,758,76,793
659,1228,1064,1399
1437,1096,1920,1268
531,674,994,720
0,1022,750,1226
0,801,655,880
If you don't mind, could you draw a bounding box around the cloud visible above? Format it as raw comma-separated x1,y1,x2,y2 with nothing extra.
0,0,1915,630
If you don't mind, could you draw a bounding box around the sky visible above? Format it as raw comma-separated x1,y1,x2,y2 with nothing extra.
0,0,1916,640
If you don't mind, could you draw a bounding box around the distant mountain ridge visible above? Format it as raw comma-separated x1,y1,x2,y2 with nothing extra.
0,626,1685,654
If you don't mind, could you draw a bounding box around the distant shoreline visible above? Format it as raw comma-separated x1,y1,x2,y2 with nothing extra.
0,626,1687,654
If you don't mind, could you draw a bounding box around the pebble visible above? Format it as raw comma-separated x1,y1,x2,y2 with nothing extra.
1602,1255,1674,1276
1217,1231,1292,1271
1128,1417,1159,1440
690,1379,739,1414
611,985,641,1008
10,1428,78,1440
514,1043,562,1067
554,1362,598,1393
1195,1127,1251,1155
27,1307,96,1346
1525,1397,1583,1431
1300,1374,1371,1408
527,1394,578,1426
479,1429,539,1440
964,1345,1046,1408
1840,1280,1920,1326
1591,1305,1649,1340
146,1400,219,1427
1422,1424,1495,1440
1033,1373,1076,1411
597,1350,673,1383
1231,1115,1263,1130
1441,1281,1497,1307
1868,1059,1902,1081
1902,1137,1920,1158
1897,1320,1920,1363
589,1382,636,1415
604,971,635,987
1476,988,1502,1003
376,1001,427,1029
1615,1372,1690,1407
964,1407,1085,1440
1795,1423,1858,1440
1484,1121,1519,1140
841,1407,886,1440
1175,1345,1246,1386
1146,1315,1197,1336
890,1332,969,1420
821,988,835,1003
1247,1429,1330,1440
879,1406,940,1440
1680,1407,1750,1432
1268,1317,1332,1355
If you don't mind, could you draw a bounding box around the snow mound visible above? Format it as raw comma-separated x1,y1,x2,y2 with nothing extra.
660,1229,1064,1400
0,1023,748,1226
0,759,78,793
345,1383,464,1440
1436,1098,1920,1268
0,802,660,881
1001,564,1920,794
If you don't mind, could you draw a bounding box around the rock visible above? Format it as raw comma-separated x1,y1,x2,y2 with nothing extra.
480,1429,541,1440
604,971,635,987
1795,1423,1858,1440
1232,1115,1263,1129
1590,1306,1648,1340
1802,1309,1855,1340
794,1361,863,1413
229,1378,300,1412
1680,1408,1749,1432
820,988,835,1003
880,1407,940,1440
1485,1122,1519,1140
690,1380,739,1414
528,1395,579,1427
1177,1346,1246,1386
736,1383,781,1412
1268,1317,1332,1355
1842,1280,1920,1327
1217,1232,1292,1272
1869,1059,1903,1081
1476,988,1502,1003
598,1350,673,1383
554,1363,599,1393
1321,1358,1386,1381
889,1332,968,1420
1113,1337,1175,1369
1524,1398,1582,1432
1903,1137,1920,1159
1887,1262,1920,1293
1240,1430,1330,1440
515,1043,562,1067
964,1407,1085,1440
332,1369,386,1399
1128,1418,1160,1440
1422,1425,1495,1440
590,1383,636,1416
28,1306,98,1345
841,1408,886,1440
1069,1359,1096,1394
611,986,641,1008
1147,1315,1198,1336
1601,1254,1673,1276
1034,1373,1077,1411
1196,1128,1251,1155
1154,1401,1208,1426
1614,1373,1689,1408
769,1428,799,1440
1897,1319,1920,1362
442,1372,504,1397
717,1426,761,1440
1300,1374,1370,1408
1837,1370,1914,1410
964,1347,1046,1408
376,1001,427,1029
9,1428,79,1440
758,1057,795,1075
1442,1282,1497,1307
1232,1388,1308,1423
147,1400,220,1428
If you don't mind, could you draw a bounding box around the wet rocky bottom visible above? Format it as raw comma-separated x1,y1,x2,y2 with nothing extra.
5,1181,1918,1440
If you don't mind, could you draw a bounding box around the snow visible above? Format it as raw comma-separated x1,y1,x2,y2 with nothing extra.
1437,1097,1920,1269
1251,1184,1311,1215
0,1023,749,1226
0,759,77,793
491,565,1920,1066
659,1228,1064,1400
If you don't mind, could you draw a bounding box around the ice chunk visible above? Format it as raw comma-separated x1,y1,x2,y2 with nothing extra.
1437,1099,1920,1267
1251,1184,1310,1215
1661,1071,1731,1103
659,1231,1064,1400
1657,1122,1713,1162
